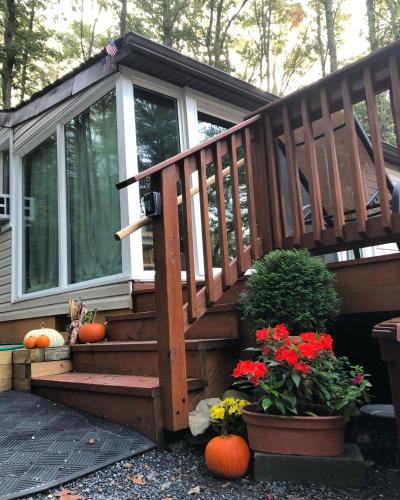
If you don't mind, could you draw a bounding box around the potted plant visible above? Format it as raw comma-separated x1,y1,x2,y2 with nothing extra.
240,249,341,335
234,324,371,456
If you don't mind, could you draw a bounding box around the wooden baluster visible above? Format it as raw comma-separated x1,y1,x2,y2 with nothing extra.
320,87,345,240
264,115,284,248
390,56,400,173
301,97,325,244
198,149,215,305
341,76,367,235
243,127,261,259
282,105,304,246
152,164,188,431
180,158,197,322
228,133,246,274
214,140,231,288
363,66,392,231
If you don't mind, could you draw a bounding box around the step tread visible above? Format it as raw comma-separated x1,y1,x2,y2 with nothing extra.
31,372,204,396
72,338,238,352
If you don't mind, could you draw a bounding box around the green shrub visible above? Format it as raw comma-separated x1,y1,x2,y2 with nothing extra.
240,249,341,335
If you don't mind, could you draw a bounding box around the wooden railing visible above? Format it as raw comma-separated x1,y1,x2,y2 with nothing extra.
117,39,400,431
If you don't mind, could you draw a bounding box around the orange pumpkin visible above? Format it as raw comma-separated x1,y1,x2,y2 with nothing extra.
205,434,250,479
36,334,51,348
79,323,106,343
24,336,37,349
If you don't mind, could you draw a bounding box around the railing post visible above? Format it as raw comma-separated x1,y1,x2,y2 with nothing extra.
152,164,188,432
251,119,273,254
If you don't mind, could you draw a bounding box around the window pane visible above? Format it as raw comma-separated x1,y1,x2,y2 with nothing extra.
198,112,234,143
23,135,58,293
2,150,9,194
134,87,180,271
65,90,122,284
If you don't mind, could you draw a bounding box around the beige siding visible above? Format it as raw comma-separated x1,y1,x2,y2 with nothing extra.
0,227,11,308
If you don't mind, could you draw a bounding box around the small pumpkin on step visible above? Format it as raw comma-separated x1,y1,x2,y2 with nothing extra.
78,309,106,343
23,324,65,349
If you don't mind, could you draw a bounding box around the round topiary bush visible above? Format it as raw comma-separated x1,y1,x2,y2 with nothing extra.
240,249,341,335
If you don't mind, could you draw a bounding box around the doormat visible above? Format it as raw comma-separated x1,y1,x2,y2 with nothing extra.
0,391,154,499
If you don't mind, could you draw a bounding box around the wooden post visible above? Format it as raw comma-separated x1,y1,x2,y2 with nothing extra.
152,164,188,432
251,119,273,254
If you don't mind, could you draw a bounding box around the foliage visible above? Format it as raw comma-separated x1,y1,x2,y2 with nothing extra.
233,325,371,419
1,1,400,107
209,397,249,436
240,249,341,335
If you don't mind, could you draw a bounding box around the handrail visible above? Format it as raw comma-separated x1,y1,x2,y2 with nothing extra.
116,113,260,190
115,157,245,240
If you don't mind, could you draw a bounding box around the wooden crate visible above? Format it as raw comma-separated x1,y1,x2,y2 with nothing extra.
12,347,72,392
0,351,13,392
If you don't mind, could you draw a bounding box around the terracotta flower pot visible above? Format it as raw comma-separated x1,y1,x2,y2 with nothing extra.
242,404,345,457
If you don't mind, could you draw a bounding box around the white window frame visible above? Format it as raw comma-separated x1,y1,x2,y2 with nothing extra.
12,75,131,302
119,66,248,280
0,132,11,231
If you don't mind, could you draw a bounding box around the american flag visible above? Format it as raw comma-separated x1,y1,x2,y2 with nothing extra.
106,40,118,57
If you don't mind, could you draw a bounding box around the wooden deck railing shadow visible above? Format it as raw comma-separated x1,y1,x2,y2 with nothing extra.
116,39,400,432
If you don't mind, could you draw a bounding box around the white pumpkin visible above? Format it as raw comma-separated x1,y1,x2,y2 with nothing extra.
24,325,65,348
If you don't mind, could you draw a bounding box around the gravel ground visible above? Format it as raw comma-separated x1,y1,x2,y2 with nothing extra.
25,437,400,500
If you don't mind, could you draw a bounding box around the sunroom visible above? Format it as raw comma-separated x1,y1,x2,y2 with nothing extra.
0,33,275,326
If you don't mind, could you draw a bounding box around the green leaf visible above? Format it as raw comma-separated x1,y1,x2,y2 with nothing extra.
291,372,301,388
261,397,273,411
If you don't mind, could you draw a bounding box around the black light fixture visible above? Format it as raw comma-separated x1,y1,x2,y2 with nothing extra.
143,191,162,218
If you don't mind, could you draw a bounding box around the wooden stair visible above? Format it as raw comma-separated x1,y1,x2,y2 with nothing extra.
32,286,242,446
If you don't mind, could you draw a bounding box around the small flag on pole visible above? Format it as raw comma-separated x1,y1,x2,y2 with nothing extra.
103,40,118,73
106,40,118,57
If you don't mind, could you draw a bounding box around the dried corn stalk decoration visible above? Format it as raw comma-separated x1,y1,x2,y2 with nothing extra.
68,299,87,346
68,299,98,345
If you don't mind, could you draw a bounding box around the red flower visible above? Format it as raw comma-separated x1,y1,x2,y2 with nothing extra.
256,327,270,342
319,333,333,351
298,342,318,360
275,347,299,366
233,360,267,385
353,374,363,385
294,362,310,374
262,345,271,355
299,332,317,342
272,323,290,340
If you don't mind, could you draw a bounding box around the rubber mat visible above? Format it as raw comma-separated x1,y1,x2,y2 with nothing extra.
0,391,155,499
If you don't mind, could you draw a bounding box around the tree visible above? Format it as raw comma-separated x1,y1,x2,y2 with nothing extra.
0,0,61,108
365,0,400,50
366,0,378,51
1,0,17,108
238,1,314,95
323,0,337,72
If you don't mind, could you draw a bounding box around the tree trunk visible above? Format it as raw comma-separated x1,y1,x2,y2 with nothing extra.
1,0,17,108
316,0,326,76
323,0,338,72
120,0,127,37
20,2,36,103
162,0,173,46
366,0,378,50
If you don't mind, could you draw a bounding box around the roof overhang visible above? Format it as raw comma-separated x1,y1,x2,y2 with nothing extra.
1,32,276,128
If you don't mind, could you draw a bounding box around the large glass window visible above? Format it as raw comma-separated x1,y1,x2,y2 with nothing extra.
134,87,180,270
23,135,58,293
65,90,122,284
1,150,9,194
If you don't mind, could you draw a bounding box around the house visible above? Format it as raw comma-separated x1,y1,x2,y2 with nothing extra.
1,32,400,445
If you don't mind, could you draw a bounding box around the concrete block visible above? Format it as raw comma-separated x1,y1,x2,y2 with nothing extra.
254,444,366,488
